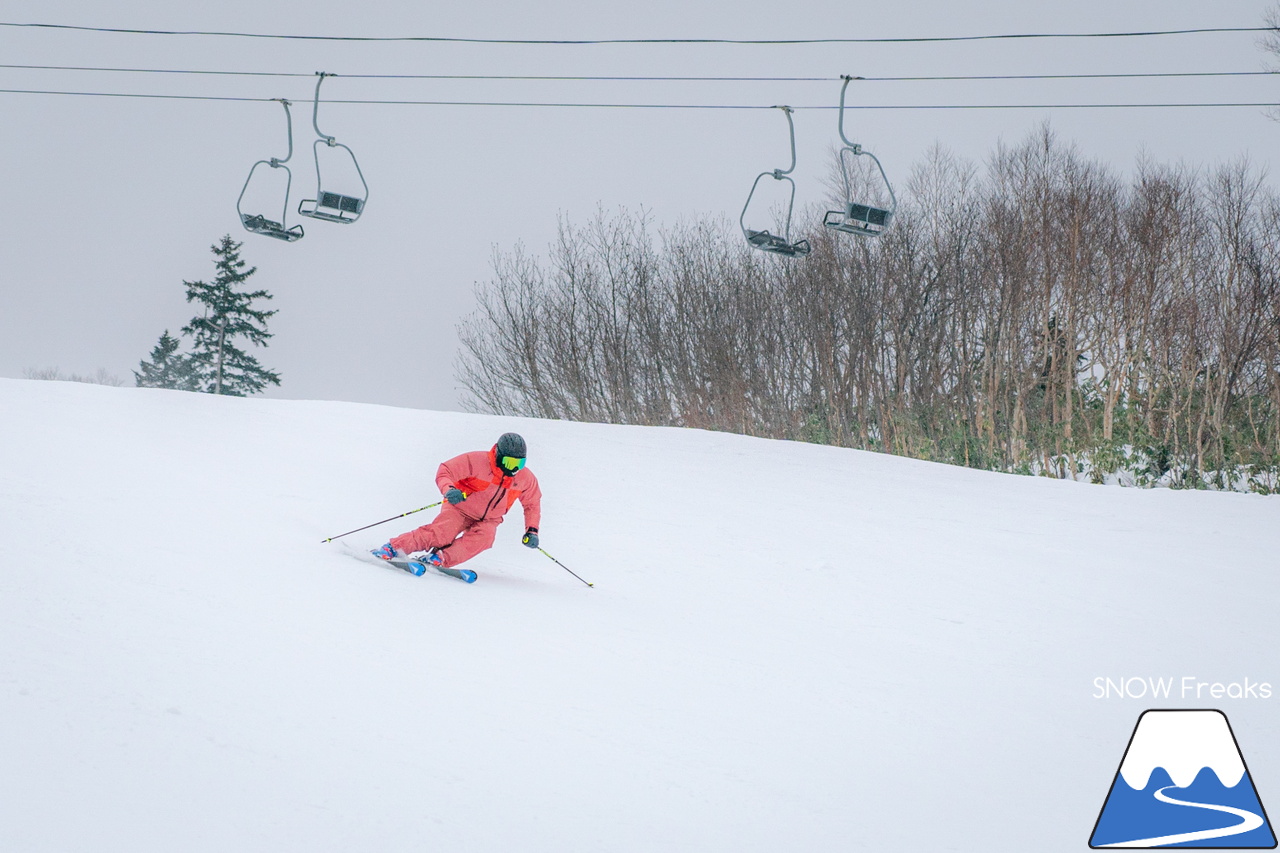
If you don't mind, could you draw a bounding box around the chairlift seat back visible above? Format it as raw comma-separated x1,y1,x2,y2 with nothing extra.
746,229,812,257
240,213,304,242
824,201,893,237
299,191,365,223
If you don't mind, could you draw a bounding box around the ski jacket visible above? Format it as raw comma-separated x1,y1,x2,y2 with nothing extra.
436,448,542,530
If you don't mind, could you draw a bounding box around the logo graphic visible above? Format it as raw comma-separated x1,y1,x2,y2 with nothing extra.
1090,709,1276,848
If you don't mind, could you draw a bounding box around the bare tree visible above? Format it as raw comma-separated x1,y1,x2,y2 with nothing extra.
456,128,1280,492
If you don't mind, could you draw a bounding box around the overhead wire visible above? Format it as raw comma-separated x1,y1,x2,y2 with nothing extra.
5,19,1271,243
0,63,1275,83
0,21,1271,44
1,25,1271,111
0,88,1273,110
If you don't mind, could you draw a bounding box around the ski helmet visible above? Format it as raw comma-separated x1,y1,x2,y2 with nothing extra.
495,432,527,475
496,432,526,458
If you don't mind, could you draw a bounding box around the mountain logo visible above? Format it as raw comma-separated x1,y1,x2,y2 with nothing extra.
1090,709,1276,848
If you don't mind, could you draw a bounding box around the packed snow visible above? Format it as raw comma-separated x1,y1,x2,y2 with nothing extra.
1,377,1277,852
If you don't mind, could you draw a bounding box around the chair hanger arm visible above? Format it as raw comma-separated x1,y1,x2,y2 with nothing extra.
311,72,336,145
271,99,294,166
772,105,797,177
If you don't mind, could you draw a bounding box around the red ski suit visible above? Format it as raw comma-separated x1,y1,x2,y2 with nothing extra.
389,448,542,568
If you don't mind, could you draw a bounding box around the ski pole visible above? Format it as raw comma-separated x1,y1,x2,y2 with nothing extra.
538,547,594,588
321,501,443,544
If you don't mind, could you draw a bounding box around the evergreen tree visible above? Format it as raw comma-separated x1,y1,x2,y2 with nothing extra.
133,330,198,390
179,235,281,396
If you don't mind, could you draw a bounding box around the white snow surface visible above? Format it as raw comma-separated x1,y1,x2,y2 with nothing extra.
2,378,1278,852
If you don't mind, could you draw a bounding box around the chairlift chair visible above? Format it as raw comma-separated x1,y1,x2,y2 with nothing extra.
824,76,896,238
298,72,369,224
740,106,811,258
236,99,304,242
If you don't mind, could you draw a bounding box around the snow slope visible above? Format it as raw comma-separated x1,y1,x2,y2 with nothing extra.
1,377,1277,852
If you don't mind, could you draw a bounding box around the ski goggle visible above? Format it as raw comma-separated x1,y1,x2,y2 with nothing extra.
500,455,526,473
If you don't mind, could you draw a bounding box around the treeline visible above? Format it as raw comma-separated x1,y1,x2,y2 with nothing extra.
456,128,1280,492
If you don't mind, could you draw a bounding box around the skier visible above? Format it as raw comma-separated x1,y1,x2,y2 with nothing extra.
372,432,541,580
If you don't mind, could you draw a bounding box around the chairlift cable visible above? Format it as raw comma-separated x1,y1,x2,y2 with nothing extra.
1,63,1275,83
0,64,835,80
1,88,1276,111
0,63,316,78
861,71,1279,81
0,20,1270,44
0,87,275,102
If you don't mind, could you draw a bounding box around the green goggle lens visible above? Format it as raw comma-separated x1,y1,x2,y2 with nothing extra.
501,455,526,472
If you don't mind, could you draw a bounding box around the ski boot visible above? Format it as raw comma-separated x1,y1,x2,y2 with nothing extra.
403,549,445,577
409,549,477,584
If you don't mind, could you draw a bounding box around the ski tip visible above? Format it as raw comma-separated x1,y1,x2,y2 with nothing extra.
460,570,478,584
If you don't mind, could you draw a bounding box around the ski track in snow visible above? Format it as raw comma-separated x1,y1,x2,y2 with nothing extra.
2,379,1278,853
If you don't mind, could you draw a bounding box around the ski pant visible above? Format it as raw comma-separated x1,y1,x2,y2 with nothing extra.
389,503,500,568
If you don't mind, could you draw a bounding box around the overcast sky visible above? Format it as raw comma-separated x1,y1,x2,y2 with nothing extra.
1,1,1276,412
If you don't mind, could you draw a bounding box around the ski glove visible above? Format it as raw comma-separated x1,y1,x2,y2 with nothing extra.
445,487,466,505
522,527,539,549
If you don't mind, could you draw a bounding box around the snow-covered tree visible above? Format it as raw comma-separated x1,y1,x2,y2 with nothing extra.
133,330,197,390
179,235,281,396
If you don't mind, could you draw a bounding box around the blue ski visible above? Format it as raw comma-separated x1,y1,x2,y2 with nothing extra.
385,555,477,584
